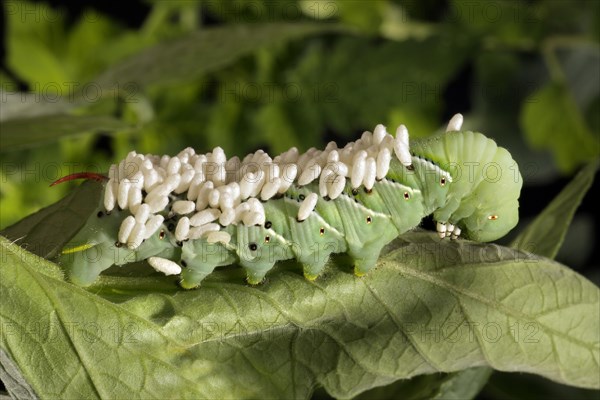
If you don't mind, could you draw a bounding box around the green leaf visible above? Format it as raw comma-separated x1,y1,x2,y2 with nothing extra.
521,82,600,172
288,35,470,136
0,237,202,399
0,181,103,259
511,159,599,258
332,0,385,33
0,90,74,122
94,23,343,89
448,0,541,46
4,1,71,85
0,114,131,152
432,367,493,399
4,1,153,87
63,10,144,83
480,155,599,399
253,103,299,154
1,230,598,398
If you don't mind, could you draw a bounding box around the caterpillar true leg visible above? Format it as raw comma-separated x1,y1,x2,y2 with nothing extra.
436,221,448,239
451,227,462,239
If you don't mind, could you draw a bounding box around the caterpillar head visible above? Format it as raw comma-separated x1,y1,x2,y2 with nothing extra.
450,137,522,242
456,144,522,242
412,131,523,242
460,194,521,242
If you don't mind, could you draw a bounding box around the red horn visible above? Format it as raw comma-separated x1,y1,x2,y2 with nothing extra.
50,172,108,187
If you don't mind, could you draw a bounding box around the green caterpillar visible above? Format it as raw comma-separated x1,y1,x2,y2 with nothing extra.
58,115,522,289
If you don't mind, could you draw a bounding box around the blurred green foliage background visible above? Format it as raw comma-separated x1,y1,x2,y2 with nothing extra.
0,1,598,398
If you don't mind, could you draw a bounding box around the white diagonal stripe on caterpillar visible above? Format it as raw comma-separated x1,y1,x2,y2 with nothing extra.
412,157,453,183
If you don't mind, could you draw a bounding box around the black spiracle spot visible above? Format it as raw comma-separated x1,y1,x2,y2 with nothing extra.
352,188,359,196
249,243,258,251
176,241,183,247
97,211,104,218
265,221,272,229
181,260,187,267
114,241,122,248
299,194,305,201
168,223,175,232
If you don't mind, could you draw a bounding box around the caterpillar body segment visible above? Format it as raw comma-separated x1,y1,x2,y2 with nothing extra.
58,115,522,289
280,188,347,280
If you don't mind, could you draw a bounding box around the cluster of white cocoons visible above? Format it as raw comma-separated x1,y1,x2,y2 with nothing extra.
103,122,415,252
